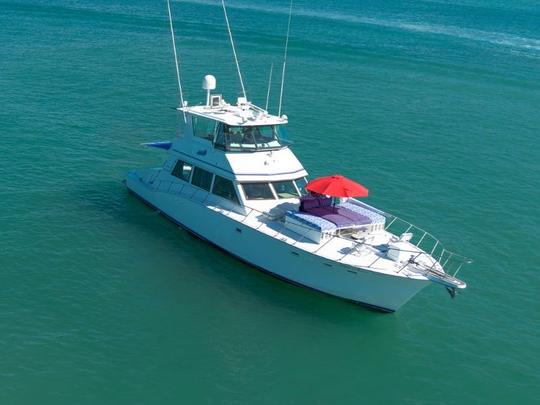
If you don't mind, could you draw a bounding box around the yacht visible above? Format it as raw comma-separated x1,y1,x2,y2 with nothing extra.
125,1,470,312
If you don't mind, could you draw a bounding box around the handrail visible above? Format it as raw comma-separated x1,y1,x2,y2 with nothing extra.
347,199,472,275
136,171,471,278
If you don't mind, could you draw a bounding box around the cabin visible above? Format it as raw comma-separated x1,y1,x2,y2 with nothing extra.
148,82,385,245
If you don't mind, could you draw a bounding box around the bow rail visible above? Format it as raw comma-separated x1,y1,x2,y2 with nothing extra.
349,199,472,278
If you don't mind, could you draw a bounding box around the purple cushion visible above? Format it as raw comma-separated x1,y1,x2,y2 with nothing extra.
319,213,354,227
318,197,333,207
333,207,372,225
303,206,373,228
300,196,333,211
301,198,319,211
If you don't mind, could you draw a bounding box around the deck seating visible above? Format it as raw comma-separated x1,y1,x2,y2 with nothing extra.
285,211,336,232
339,201,386,230
299,195,332,211
284,210,337,243
299,196,372,228
307,206,371,227
285,196,387,243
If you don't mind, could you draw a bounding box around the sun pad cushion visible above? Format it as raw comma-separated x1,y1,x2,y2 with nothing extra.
303,206,372,227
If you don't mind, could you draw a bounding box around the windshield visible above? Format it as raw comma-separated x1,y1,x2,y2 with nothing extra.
215,125,288,152
239,179,305,201
242,183,275,200
273,180,300,199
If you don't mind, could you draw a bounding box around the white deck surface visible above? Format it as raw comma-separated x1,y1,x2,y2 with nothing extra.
209,204,430,280
181,101,287,127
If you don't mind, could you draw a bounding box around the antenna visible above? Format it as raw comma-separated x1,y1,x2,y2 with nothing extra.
166,0,186,122
221,0,247,100
265,63,274,111
278,0,293,116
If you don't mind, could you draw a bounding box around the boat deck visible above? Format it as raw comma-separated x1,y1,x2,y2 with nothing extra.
211,204,427,279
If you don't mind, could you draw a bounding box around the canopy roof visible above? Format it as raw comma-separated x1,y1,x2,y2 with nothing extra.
180,99,287,127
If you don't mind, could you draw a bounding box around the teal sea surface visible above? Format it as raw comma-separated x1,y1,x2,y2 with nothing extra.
1,0,539,403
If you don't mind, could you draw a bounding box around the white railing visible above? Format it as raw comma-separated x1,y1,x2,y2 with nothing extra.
348,199,472,277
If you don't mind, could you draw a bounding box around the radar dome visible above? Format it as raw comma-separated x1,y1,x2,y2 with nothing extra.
202,75,216,91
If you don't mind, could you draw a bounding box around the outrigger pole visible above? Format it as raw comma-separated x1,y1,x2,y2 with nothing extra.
166,0,187,122
221,0,247,100
278,0,293,116
265,63,274,111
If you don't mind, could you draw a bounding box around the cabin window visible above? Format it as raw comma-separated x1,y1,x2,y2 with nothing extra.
171,160,193,182
241,183,275,200
191,167,214,191
212,175,239,204
294,177,308,195
214,124,227,150
192,116,217,141
218,125,284,151
272,180,299,199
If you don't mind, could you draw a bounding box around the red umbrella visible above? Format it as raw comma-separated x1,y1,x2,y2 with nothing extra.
306,175,369,198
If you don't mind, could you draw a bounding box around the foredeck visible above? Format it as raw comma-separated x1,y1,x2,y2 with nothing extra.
210,200,470,289
212,204,421,278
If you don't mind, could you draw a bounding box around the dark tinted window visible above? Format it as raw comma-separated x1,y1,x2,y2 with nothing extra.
212,175,239,204
242,183,275,200
218,125,283,151
171,160,193,182
214,124,226,150
192,116,216,141
191,167,213,191
273,180,299,199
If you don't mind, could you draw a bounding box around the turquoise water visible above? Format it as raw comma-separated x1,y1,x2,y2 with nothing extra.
2,0,539,403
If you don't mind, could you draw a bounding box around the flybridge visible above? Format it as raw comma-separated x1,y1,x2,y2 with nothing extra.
173,75,290,153
181,103,288,127
177,75,288,127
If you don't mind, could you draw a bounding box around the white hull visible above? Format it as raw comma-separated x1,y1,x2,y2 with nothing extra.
126,173,430,312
